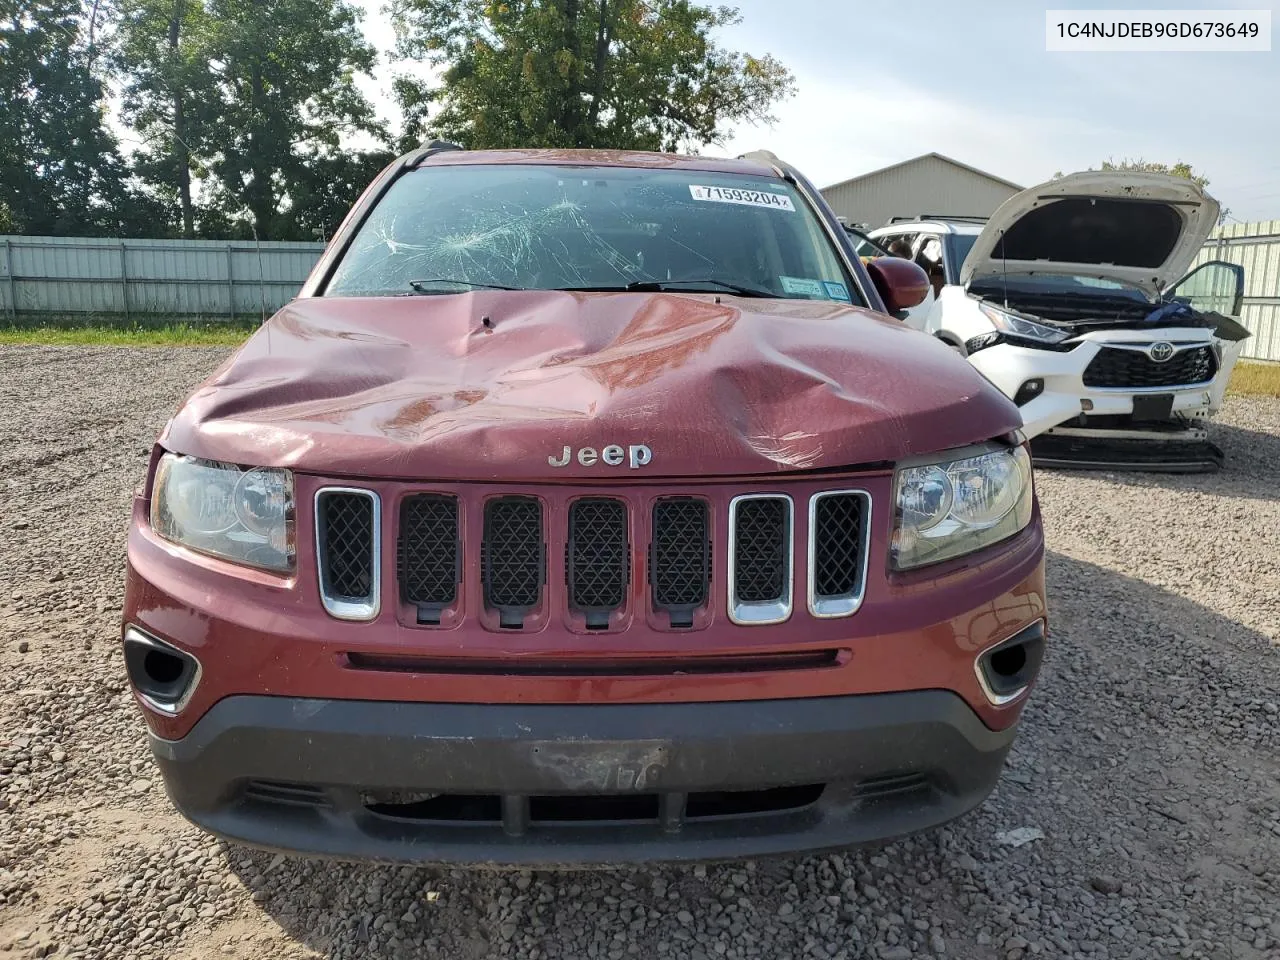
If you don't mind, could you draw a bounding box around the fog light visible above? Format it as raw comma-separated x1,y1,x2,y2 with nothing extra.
1013,379,1044,406
1080,399,1094,412
975,620,1046,706
123,627,202,715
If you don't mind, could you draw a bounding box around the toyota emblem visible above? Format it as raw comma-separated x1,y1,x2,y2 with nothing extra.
1147,341,1176,363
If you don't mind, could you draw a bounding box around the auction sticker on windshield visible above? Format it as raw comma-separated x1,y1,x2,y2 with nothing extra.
780,276,825,297
689,185,795,211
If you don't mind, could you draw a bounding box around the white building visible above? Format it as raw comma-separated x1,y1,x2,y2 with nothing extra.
821,153,1022,230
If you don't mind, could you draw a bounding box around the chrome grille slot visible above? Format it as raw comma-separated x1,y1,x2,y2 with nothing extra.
649,497,711,628
808,491,871,618
398,494,460,625
315,488,380,621
567,498,630,629
728,494,793,625
482,496,545,628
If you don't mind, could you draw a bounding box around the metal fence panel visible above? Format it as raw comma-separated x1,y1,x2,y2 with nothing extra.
1,226,1279,361
0,235,326,320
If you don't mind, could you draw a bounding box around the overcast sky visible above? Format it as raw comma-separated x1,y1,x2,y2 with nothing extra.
354,0,1280,221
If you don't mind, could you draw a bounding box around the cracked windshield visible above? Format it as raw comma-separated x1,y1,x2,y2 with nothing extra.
325,164,859,304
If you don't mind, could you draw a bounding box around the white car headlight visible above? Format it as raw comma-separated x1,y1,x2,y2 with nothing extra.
892,445,1033,570
978,302,1072,345
150,453,295,572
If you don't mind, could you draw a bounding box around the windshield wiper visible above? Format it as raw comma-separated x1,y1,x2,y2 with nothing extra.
560,279,776,299
408,278,522,294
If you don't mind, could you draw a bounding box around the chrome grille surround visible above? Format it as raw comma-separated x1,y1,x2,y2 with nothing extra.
314,487,381,621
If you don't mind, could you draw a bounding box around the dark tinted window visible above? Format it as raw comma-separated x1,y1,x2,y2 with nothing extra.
326,164,860,304
945,234,978,282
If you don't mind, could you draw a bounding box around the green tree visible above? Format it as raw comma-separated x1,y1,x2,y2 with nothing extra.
277,147,395,241
113,0,215,237
0,0,156,234
199,0,383,239
390,0,795,153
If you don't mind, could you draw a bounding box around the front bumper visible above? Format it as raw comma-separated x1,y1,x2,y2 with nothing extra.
967,335,1220,440
151,690,1017,866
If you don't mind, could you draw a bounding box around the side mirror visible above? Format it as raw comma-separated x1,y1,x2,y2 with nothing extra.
865,257,930,315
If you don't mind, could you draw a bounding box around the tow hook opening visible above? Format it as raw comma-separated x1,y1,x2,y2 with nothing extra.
123,627,201,714
975,620,1045,706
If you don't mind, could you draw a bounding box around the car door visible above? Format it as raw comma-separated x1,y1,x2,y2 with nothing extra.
890,233,940,332
1165,260,1247,412
1165,259,1244,316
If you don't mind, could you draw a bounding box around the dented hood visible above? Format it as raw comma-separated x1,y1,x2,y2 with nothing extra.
161,292,1020,480
961,171,1220,298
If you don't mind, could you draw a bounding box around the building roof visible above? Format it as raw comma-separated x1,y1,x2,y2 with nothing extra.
822,152,1023,194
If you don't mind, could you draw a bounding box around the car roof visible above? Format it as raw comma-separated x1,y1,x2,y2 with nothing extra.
871,219,985,236
417,147,782,178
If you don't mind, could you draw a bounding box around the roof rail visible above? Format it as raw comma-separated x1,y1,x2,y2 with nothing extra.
886,213,989,224
406,139,465,168
737,149,783,165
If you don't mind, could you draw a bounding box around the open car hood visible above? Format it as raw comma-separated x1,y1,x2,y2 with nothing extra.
161,291,1019,481
960,171,1220,298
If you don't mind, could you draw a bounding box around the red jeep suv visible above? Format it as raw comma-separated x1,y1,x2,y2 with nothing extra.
122,144,1047,865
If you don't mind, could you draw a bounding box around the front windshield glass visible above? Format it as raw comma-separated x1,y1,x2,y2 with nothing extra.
325,164,861,304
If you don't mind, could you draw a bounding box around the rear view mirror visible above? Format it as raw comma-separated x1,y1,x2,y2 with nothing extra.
866,258,930,315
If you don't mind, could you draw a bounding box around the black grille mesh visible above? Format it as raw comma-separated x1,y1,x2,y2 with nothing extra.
398,495,458,609
567,499,629,614
812,494,866,599
732,498,788,604
318,492,375,600
482,497,544,613
650,498,710,614
1082,345,1216,389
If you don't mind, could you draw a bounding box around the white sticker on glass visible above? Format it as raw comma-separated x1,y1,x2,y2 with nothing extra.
689,185,796,212
779,276,825,297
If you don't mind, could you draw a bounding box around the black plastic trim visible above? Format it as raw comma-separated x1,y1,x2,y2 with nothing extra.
148,691,1019,865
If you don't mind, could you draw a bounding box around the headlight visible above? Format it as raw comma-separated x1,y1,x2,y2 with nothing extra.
892,445,1033,570
150,453,295,572
978,302,1071,345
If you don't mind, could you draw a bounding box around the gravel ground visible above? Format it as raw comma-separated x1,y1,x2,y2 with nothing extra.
0,344,1278,960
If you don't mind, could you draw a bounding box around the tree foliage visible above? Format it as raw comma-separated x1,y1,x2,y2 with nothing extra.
390,0,795,153
0,0,157,234
113,0,216,236
2,0,793,239
199,0,383,239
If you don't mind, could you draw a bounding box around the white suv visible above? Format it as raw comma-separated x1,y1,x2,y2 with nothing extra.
867,172,1249,471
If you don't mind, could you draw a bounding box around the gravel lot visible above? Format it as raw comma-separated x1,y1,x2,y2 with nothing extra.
1,345,1278,960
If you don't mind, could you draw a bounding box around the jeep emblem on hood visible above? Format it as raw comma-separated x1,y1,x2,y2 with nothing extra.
549,444,653,469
